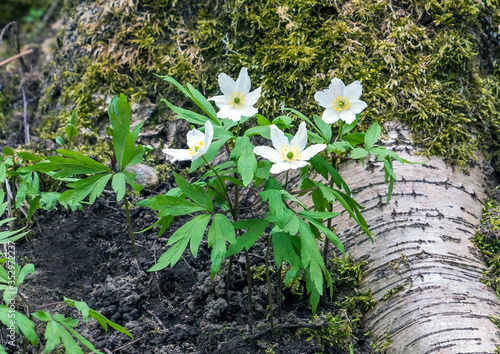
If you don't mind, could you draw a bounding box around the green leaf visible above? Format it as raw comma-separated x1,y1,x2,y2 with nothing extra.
58,174,112,204
112,173,127,201
314,115,332,143
207,214,236,277
174,173,213,212
301,216,345,257
0,307,38,345
186,83,218,120
108,94,132,169
309,155,350,194
272,115,293,129
57,149,111,172
244,125,271,139
349,148,369,159
364,121,381,150
17,152,43,162
327,141,351,154
343,133,365,146
260,189,287,227
226,219,269,256
271,231,301,275
149,214,211,271
3,147,14,156
137,195,206,217
88,309,133,338
231,137,258,186
65,124,78,143
341,117,359,135
156,75,191,98
162,99,208,125
384,157,395,205
298,219,327,297
256,114,271,125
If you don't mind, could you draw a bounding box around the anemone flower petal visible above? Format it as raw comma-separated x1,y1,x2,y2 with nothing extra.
163,149,193,162
314,89,334,109
349,100,368,114
270,162,293,174
187,129,205,147
339,110,357,124
218,73,238,97
244,87,262,106
270,125,289,150
290,122,308,152
236,67,251,94
203,121,214,148
321,109,340,124
329,78,345,97
253,146,283,163
344,80,363,101
300,144,327,161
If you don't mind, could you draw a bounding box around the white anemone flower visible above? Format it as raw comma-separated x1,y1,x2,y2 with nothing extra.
163,120,214,162
314,78,367,124
209,67,262,122
253,122,326,174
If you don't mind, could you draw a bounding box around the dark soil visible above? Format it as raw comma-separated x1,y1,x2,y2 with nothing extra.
4,183,371,354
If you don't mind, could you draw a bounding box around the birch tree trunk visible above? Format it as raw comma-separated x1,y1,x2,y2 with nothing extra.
332,121,500,353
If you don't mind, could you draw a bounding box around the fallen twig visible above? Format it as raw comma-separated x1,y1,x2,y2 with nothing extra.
0,50,33,68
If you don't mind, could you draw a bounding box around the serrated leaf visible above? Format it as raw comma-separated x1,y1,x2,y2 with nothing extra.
174,173,213,212
149,214,210,271
112,173,127,201
231,137,257,187
137,195,206,217
207,214,236,277
226,219,269,256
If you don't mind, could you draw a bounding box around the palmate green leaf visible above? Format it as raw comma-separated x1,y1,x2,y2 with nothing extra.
0,224,29,244
271,231,301,281
17,151,43,162
260,189,287,227
112,173,126,201
64,297,133,339
309,155,350,194
231,137,258,187
349,148,369,159
149,214,211,272
59,173,112,205
137,195,206,217
207,214,236,278
327,141,352,154
300,216,345,257
298,219,332,312
0,306,38,345
364,121,381,150
226,219,269,256
174,173,213,213
58,150,111,174
108,94,132,170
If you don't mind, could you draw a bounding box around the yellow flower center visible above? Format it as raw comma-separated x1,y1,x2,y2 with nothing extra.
279,145,301,162
333,96,351,111
229,92,245,108
189,141,204,156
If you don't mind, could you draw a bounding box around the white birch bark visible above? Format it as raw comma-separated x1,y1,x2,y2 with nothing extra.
330,122,500,353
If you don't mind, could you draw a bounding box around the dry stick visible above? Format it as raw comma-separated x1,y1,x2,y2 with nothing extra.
19,68,30,144
0,49,33,67
112,335,146,352
123,196,141,269
0,22,29,73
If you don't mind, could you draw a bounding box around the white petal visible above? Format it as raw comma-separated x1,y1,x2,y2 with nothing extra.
290,122,308,152
321,109,340,124
349,100,367,114
339,110,356,124
244,87,262,106
216,106,232,119
163,149,192,162
227,110,243,122
329,78,345,97
218,73,238,97
270,161,308,174
300,144,327,161
253,146,282,163
208,95,228,106
270,162,293,174
237,105,258,119
187,129,205,147
344,80,363,101
204,120,214,148
236,67,251,94
270,125,289,150
314,89,334,109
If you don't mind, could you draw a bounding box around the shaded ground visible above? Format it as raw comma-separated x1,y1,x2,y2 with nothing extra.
7,183,373,354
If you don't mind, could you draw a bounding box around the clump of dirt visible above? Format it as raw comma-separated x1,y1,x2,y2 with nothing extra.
9,185,372,353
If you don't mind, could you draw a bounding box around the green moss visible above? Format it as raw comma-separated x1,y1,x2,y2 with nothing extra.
381,282,408,301
32,0,500,167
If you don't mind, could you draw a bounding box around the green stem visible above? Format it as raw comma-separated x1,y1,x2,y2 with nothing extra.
322,153,337,302
277,263,282,319
265,235,274,331
124,196,141,269
202,156,234,212
244,248,254,334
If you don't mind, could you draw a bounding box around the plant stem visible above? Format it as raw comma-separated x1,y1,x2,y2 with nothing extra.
277,263,282,319
244,248,254,334
202,156,234,211
265,235,274,330
124,195,141,269
322,153,337,303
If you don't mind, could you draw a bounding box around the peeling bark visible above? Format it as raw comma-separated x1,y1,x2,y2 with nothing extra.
332,122,500,353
